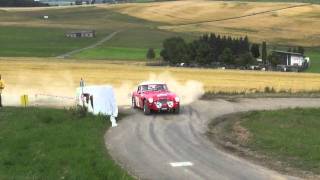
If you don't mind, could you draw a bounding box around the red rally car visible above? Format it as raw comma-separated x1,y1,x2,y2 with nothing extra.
132,82,180,115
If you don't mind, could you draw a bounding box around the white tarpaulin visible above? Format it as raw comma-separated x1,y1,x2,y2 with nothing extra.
76,85,118,127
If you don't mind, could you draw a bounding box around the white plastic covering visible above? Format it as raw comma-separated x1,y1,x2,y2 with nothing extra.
76,85,118,127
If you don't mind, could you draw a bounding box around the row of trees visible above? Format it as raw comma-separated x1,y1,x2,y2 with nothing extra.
160,34,257,67
0,0,49,7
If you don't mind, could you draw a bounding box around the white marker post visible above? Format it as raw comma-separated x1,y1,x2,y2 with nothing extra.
170,162,193,167
80,78,85,107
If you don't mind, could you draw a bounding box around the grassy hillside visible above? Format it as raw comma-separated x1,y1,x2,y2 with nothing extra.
0,1,319,69
0,107,133,180
74,28,193,60
240,108,320,174
0,6,194,59
0,26,106,57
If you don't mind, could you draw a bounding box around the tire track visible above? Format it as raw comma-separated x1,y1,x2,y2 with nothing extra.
56,30,121,59
172,3,311,27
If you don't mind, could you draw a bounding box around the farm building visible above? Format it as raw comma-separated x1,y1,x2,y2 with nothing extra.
272,50,310,71
65,30,96,38
272,50,308,66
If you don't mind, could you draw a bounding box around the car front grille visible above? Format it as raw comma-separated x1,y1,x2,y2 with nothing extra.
158,99,168,105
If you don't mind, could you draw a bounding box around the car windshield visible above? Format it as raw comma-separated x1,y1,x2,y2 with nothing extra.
141,84,168,92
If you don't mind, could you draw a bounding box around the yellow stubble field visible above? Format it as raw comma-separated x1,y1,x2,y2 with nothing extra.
104,0,320,46
1,58,320,97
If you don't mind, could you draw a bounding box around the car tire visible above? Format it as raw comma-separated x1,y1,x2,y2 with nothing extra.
132,97,137,109
143,100,151,115
174,106,180,114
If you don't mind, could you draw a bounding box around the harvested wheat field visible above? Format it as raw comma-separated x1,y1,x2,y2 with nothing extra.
104,0,320,46
1,58,320,100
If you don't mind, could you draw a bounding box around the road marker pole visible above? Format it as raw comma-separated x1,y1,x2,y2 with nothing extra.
170,162,193,167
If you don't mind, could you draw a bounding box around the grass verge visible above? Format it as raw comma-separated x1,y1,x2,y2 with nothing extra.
208,108,320,178
0,107,133,180
241,108,320,174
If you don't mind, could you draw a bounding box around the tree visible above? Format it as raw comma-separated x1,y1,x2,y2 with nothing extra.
297,46,305,55
160,37,188,65
219,48,234,65
261,41,267,65
250,43,260,58
240,36,250,54
146,48,156,60
195,41,212,65
236,53,256,66
292,47,298,53
268,53,280,66
0,0,49,7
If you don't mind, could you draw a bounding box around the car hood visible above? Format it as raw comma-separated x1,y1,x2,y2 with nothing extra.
142,91,176,99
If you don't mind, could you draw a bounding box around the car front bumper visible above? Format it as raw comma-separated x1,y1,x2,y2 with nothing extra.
147,101,179,111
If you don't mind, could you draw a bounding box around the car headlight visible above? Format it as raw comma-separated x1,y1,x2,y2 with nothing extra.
167,101,174,108
156,102,162,108
148,97,154,103
174,97,180,102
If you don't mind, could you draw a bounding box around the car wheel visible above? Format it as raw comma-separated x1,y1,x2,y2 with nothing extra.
132,97,137,109
174,106,180,114
143,100,151,115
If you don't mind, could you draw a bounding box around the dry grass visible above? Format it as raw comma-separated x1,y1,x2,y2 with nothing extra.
1,58,320,97
104,0,320,46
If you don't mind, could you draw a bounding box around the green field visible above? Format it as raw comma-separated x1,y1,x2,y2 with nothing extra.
74,28,193,60
306,50,320,73
0,26,106,57
0,107,133,180
74,47,160,60
0,6,194,59
241,108,320,174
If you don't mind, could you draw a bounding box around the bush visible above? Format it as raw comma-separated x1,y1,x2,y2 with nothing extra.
235,52,256,66
70,105,88,118
264,86,276,93
146,48,156,60
268,53,281,67
160,37,188,65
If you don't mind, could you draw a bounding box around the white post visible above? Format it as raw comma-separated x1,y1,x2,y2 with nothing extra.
80,78,85,107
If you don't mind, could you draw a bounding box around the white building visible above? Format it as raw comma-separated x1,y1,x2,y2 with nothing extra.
272,50,308,67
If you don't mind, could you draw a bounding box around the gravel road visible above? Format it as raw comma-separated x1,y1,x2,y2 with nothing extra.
105,98,320,180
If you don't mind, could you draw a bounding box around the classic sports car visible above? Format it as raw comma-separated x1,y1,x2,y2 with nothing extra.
132,82,180,115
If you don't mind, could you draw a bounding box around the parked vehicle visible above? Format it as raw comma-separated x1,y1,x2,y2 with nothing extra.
132,82,180,115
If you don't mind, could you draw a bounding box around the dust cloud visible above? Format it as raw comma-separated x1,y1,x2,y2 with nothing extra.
2,71,76,107
114,72,204,106
2,71,204,107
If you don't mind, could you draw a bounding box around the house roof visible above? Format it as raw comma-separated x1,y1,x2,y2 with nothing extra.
272,50,303,56
66,30,95,34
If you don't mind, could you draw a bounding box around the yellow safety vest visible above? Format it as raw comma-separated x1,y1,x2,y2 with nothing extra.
0,80,5,92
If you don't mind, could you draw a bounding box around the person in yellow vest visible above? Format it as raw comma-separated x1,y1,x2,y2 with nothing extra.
0,75,5,107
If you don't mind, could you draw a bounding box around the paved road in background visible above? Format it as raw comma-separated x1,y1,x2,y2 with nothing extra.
106,98,320,180
56,30,120,59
